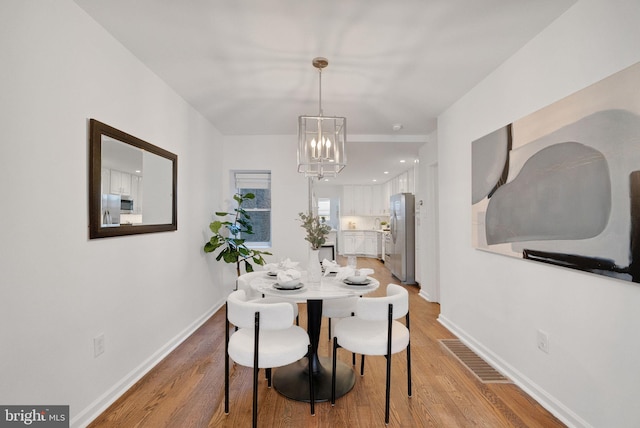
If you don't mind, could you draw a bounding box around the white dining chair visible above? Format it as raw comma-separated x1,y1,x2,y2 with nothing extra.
225,290,314,428
322,296,358,340
322,296,358,364
330,283,411,425
237,271,299,325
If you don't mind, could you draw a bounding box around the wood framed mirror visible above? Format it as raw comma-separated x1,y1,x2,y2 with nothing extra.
89,119,177,239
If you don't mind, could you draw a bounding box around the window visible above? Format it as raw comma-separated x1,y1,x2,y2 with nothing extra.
318,198,331,223
234,171,271,246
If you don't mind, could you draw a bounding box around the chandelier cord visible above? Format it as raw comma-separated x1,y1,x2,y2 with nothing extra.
318,67,323,117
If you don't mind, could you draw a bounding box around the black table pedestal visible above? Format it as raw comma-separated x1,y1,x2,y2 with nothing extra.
272,298,355,401
273,356,355,402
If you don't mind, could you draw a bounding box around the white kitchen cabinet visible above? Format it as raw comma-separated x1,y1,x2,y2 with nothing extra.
371,185,382,216
363,232,379,257
342,231,358,254
101,168,110,195
110,169,132,195
342,185,375,216
371,185,391,216
340,230,380,257
382,182,391,214
130,175,143,213
360,186,373,215
342,186,355,215
388,167,416,196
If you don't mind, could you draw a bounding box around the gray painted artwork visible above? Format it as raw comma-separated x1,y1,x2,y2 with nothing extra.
486,141,611,244
471,125,510,205
471,61,640,283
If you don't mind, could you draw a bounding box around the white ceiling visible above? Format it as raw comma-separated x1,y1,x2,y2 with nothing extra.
74,0,576,186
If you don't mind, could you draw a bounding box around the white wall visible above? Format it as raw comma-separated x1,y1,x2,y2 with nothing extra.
221,135,311,288
416,134,439,301
0,1,225,426
437,0,640,427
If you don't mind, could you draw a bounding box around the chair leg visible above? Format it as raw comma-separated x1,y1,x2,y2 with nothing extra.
406,312,412,397
252,312,260,428
385,354,391,424
252,364,259,428
327,318,332,341
266,368,272,387
331,337,338,405
360,354,365,376
385,304,393,424
224,305,230,414
407,343,412,397
308,345,315,416
350,312,356,365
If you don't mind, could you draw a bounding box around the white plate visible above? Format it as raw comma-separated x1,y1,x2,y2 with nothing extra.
273,283,305,291
343,278,372,286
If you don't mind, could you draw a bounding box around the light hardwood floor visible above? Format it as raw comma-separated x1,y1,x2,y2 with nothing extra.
89,257,565,427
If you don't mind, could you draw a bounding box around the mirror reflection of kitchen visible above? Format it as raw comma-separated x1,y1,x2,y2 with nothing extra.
100,137,144,227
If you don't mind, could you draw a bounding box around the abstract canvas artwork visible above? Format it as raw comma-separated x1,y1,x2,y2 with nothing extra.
472,61,640,283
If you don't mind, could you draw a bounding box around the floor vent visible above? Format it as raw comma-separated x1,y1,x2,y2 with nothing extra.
440,339,510,383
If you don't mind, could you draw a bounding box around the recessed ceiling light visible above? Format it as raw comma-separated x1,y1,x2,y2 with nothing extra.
392,123,403,131
372,179,377,182
384,171,389,174
400,160,406,163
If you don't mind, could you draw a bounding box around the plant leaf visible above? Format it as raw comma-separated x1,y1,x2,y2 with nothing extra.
209,221,222,233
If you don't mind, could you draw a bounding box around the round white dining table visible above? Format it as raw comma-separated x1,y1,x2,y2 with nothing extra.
250,272,380,402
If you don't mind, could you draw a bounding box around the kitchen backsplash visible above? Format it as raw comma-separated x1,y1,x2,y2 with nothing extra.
340,216,390,231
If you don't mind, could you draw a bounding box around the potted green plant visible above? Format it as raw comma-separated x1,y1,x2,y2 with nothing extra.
204,192,271,277
298,211,332,250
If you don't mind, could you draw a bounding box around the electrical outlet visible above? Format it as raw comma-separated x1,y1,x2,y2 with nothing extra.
537,330,549,354
94,334,105,358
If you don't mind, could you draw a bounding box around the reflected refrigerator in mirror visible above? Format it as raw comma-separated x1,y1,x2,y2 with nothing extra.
101,194,121,227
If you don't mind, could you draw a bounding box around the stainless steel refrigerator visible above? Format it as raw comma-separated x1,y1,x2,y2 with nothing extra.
388,193,416,284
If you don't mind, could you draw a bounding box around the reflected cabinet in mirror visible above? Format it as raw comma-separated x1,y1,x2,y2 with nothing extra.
89,119,177,239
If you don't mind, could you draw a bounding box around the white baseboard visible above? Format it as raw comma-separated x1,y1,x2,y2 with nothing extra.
71,301,224,428
418,288,436,302
437,314,590,428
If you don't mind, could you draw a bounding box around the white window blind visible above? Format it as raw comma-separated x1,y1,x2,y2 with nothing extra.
318,198,331,216
235,172,271,189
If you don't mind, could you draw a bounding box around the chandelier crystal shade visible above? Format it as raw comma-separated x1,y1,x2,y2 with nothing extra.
297,57,347,178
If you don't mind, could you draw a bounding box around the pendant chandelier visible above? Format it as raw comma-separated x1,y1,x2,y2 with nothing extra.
297,57,347,179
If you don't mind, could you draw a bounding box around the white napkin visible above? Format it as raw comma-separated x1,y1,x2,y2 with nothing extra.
263,263,280,273
358,268,374,277
276,269,302,283
322,259,339,275
263,258,300,273
334,267,355,281
335,267,374,281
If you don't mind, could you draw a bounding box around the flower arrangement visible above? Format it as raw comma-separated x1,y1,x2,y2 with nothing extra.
298,212,332,250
